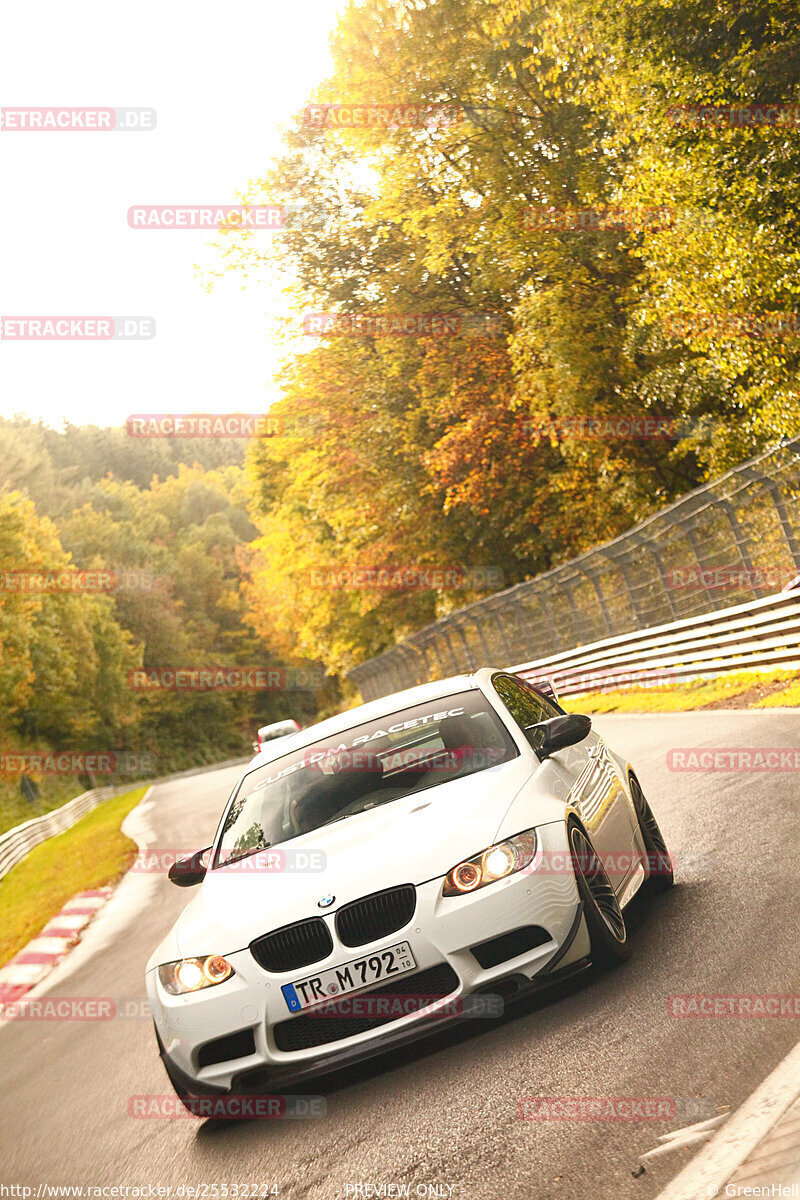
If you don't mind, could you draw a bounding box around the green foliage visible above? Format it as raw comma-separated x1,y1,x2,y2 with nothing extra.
6,0,799,708
222,0,796,676
0,786,147,966
0,417,248,506
0,423,326,828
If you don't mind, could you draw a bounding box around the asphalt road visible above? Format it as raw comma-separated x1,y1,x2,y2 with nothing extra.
2,709,800,1200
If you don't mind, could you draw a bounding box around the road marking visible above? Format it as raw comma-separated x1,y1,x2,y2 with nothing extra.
640,1114,730,1162
0,962,50,986
19,937,78,955
42,911,93,930
654,1038,800,1200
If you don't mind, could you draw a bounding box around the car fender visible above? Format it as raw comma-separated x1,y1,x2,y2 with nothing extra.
492,757,582,843
607,750,647,833
146,926,182,975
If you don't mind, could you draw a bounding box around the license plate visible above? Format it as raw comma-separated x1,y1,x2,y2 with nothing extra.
281,941,417,1013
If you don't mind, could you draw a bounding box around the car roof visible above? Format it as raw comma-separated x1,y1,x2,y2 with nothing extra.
246,667,504,768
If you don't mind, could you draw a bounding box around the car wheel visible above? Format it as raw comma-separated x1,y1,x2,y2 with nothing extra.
629,774,674,892
568,822,631,968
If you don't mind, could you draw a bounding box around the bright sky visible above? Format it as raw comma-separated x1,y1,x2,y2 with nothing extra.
0,0,343,429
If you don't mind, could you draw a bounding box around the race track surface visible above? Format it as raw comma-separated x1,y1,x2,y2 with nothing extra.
3,709,799,1200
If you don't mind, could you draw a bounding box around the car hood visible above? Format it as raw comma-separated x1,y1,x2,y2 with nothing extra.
172,756,534,957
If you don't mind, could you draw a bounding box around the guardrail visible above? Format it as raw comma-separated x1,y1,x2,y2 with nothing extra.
0,787,119,883
0,755,251,883
350,435,800,701
513,588,800,697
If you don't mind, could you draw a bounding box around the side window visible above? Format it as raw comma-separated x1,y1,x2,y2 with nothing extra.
493,674,560,734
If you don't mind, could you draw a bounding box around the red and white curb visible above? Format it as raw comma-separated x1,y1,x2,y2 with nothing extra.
0,888,113,1008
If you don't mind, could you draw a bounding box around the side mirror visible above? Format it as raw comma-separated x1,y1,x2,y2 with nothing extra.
168,846,211,887
526,714,592,758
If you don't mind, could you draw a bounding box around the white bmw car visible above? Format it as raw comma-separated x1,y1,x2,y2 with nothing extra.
146,669,672,1111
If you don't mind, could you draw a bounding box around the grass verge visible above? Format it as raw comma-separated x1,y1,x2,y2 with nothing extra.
0,786,147,969
561,668,800,715
0,775,88,839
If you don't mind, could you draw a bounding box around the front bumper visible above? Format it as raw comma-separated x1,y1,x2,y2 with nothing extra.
147,821,587,1094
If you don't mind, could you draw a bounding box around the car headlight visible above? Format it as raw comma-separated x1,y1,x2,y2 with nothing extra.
157,955,235,995
443,830,537,896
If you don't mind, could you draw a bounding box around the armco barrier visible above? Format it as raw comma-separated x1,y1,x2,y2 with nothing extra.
349,435,800,701
0,787,119,882
514,588,800,696
0,756,250,883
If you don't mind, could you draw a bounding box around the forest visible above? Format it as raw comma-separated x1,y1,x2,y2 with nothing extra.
3,0,799,825
0,419,321,831
228,0,800,676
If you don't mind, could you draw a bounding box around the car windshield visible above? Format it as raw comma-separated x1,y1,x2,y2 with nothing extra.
214,689,518,867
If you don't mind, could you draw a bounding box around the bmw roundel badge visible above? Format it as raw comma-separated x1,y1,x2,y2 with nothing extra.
317,894,335,908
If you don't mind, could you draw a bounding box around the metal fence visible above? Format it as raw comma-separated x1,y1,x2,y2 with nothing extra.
350,435,800,701
514,589,800,697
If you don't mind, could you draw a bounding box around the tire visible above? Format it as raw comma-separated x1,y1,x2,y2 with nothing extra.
568,822,631,968
629,774,674,892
